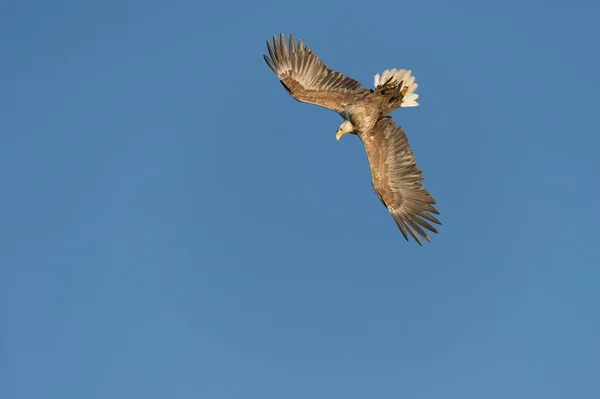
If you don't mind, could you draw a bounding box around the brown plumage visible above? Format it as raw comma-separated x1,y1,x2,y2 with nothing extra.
264,33,440,244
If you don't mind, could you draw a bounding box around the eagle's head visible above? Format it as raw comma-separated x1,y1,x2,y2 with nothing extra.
335,121,354,141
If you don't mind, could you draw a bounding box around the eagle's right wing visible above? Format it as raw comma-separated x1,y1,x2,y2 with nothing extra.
264,33,368,114
360,117,441,245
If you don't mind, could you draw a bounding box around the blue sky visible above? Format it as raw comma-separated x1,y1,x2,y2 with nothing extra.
2,0,599,398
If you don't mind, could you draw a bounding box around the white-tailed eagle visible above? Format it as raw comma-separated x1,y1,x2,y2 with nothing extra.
264,33,441,245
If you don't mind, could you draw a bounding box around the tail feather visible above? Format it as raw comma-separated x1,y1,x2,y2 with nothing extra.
374,68,419,107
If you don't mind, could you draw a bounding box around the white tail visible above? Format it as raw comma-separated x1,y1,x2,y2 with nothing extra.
374,69,419,107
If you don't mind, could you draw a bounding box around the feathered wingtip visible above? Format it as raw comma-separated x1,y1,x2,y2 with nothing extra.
374,69,419,107
263,33,306,75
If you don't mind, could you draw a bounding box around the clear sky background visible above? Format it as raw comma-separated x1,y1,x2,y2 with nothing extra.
2,1,599,398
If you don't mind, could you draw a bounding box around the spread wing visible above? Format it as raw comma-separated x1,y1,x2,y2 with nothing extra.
360,117,441,245
263,33,368,113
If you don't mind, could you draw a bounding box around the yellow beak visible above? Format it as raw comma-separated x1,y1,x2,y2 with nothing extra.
335,130,346,141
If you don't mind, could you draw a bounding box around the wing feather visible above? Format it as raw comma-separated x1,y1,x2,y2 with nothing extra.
263,33,367,113
359,117,441,245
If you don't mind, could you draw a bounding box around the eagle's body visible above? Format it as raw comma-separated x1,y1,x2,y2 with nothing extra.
264,33,441,244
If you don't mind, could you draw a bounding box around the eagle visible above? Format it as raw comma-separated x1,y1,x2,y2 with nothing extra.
263,33,441,245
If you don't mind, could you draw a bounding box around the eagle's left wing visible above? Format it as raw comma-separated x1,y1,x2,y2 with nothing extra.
264,33,368,114
360,117,441,245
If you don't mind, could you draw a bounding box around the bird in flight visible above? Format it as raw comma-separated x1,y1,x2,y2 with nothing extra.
263,33,441,245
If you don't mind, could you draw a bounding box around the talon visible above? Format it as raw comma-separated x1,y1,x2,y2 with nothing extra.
385,83,396,90
401,86,409,96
